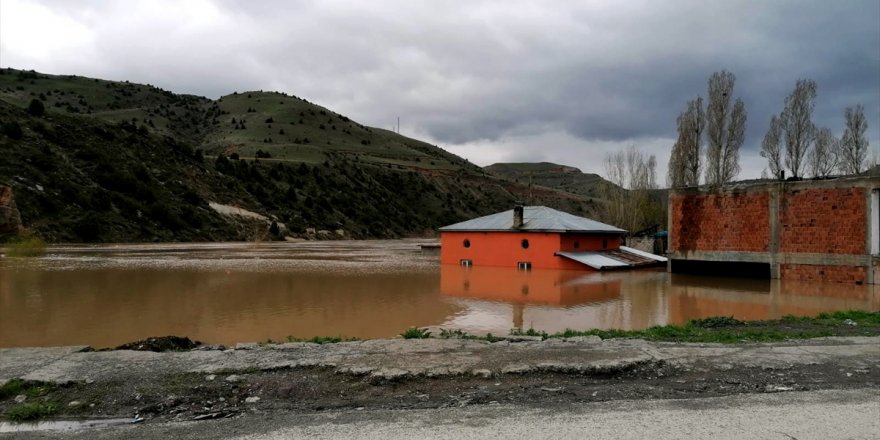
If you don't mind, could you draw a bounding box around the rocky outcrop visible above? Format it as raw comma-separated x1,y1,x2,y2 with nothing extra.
0,185,23,237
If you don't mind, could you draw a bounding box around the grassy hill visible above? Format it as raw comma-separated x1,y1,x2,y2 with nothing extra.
0,68,599,242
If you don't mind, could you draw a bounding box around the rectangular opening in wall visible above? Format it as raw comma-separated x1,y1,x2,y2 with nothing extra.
460,259,472,267
872,190,879,255
670,259,771,279
517,261,532,271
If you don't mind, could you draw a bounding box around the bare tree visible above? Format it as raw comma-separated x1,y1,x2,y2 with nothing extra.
602,146,660,232
808,127,839,177
705,71,746,186
667,97,704,188
683,97,704,186
779,79,817,179
760,114,784,179
839,104,869,175
668,140,686,188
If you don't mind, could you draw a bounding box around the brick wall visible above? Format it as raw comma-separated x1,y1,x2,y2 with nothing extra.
780,264,867,284
670,191,770,252
780,188,866,254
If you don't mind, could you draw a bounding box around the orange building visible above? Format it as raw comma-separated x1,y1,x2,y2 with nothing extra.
439,205,666,270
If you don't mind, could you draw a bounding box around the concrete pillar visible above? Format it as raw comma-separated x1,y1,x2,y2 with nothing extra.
667,191,674,273
768,183,781,279
865,186,878,284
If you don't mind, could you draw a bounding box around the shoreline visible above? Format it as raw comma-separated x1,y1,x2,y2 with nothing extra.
2,330,879,427
1,311,878,436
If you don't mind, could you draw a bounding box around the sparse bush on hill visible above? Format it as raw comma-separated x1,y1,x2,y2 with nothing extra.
27,98,45,116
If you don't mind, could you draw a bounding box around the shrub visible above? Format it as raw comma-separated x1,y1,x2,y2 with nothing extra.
401,327,431,339
73,212,102,241
28,99,46,116
5,233,47,257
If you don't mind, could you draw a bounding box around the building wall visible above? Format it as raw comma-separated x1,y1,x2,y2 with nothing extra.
670,191,770,252
780,187,866,254
779,264,867,284
668,177,880,284
440,231,620,270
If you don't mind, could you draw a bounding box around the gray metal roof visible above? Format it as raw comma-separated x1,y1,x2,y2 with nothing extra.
439,206,626,233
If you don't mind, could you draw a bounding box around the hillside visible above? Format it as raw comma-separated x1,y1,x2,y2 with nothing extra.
485,162,612,200
0,68,598,242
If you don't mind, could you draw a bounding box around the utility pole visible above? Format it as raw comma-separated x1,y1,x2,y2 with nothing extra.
397,116,400,134
528,173,533,203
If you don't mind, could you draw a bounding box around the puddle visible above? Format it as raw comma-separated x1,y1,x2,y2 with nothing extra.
0,418,134,433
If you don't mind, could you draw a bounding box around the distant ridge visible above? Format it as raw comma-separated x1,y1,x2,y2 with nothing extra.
485,162,612,200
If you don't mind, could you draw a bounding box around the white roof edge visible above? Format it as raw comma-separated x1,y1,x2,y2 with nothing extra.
556,251,630,269
619,246,668,262
438,228,625,233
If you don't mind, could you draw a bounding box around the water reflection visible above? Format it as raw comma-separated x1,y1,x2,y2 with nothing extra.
439,266,669,333
440,265,622,306
439,265,879,335
667,273,878,323
1,241,878,347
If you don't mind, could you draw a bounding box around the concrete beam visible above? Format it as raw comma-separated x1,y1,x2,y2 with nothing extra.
669,250,873,268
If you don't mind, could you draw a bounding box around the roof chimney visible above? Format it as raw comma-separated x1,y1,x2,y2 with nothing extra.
513,204,524,229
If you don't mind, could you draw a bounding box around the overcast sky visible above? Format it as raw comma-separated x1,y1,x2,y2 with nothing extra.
2,0,878,182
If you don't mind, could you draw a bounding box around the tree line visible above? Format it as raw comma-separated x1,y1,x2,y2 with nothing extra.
667,71,870,187
597,71,870,233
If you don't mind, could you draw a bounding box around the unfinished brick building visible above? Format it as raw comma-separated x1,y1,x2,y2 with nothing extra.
668,176,880,284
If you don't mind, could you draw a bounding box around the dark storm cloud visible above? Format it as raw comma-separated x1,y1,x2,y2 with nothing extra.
1,0,878,177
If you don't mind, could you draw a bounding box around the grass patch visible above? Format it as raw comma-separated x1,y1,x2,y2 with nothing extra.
437,310,880,344
4,233,47,257
400,327,431,339
547,310,879,343
550,326,834,343
815,310,880,324
0,379,56,400
4,402,58,421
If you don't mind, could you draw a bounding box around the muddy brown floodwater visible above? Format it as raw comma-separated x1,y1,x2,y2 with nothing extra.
1,239,878,348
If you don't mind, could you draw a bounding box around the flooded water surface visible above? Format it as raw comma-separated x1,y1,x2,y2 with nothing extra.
1,240,878,348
